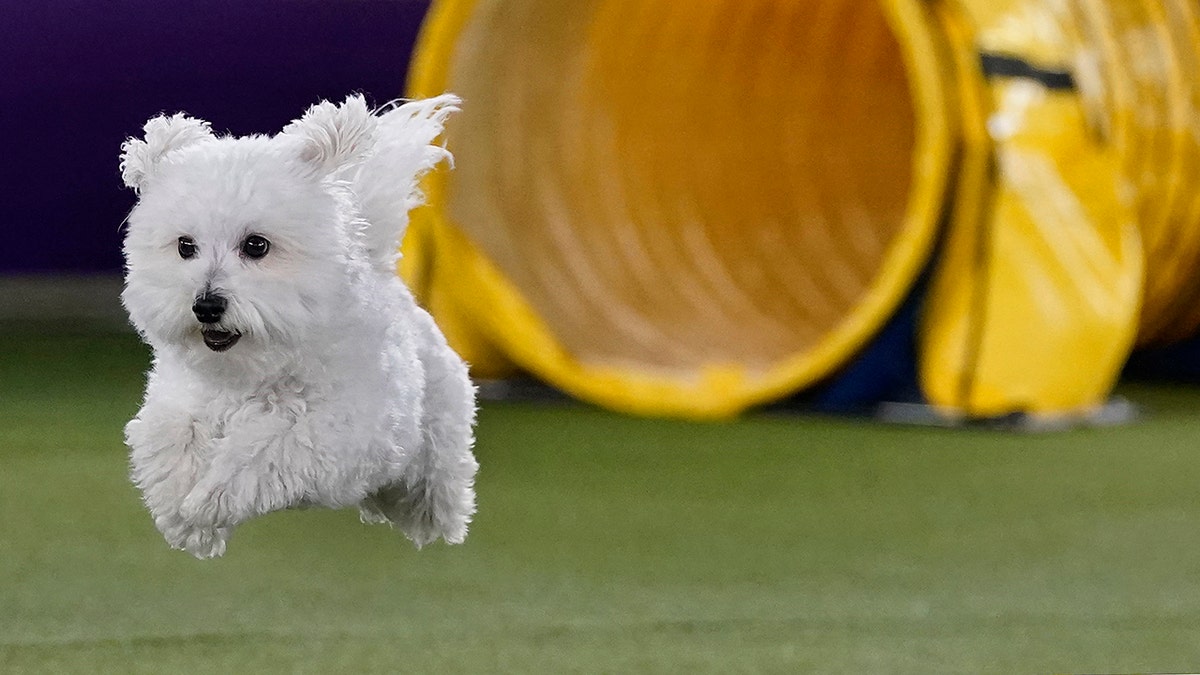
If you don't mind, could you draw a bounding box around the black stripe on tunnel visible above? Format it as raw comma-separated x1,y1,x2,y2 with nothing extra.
979,52,1076,91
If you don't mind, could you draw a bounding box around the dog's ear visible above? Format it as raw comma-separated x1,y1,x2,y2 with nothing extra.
281,95,377,177
120,114,214,192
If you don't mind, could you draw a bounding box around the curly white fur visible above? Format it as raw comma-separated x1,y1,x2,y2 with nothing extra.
120,94,477,558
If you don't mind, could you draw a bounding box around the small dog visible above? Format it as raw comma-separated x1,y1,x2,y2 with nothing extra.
119,94,477,558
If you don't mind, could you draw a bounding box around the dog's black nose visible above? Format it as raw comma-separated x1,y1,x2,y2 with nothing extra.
192,294,227,324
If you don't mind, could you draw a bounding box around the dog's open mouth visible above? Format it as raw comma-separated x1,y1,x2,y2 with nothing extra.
202,329,241,352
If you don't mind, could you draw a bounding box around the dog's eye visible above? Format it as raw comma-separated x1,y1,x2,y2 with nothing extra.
177,236,198,260
240,235,271,260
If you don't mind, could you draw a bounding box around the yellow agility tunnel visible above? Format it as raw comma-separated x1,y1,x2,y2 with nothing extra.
402,0,1200,420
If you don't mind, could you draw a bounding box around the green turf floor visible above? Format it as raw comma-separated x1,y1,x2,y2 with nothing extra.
3,329,1200,673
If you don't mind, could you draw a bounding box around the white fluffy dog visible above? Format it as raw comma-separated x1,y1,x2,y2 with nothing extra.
119,94,477,559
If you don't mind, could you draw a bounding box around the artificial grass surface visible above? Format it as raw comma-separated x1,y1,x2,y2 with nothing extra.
2,329,1200,673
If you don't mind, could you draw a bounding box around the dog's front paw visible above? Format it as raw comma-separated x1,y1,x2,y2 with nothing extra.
179,525,230,559
158,517,231,559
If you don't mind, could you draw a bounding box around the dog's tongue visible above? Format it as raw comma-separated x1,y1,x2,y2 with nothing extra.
202,329,241,352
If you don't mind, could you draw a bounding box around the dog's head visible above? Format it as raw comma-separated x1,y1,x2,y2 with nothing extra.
120,96,378,361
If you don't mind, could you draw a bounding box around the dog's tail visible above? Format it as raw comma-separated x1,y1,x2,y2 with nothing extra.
352,94,461,270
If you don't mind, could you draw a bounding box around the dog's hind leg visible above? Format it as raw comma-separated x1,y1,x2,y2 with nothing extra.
360,308,478,547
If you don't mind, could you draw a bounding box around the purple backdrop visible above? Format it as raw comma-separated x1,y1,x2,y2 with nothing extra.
1,0,431,274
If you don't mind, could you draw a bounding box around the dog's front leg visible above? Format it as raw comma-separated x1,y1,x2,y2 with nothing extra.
126,403,230,557
177,416,312,545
